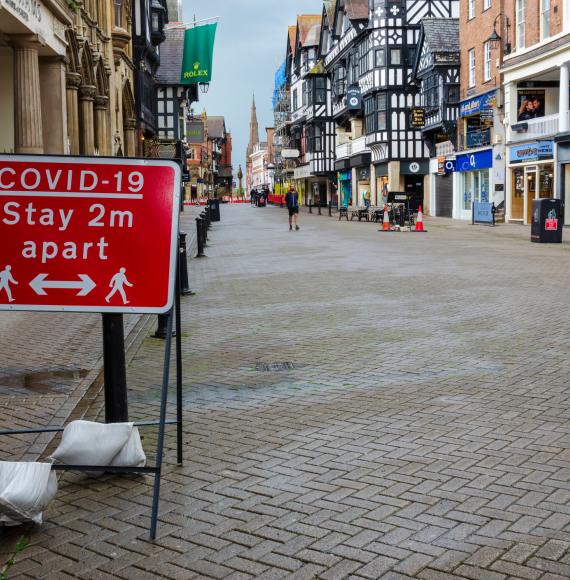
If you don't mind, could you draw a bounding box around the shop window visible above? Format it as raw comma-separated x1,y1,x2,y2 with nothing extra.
390,48,401,66
541,0,551,40
463,170,490,211
516,0,525,49
483,42,491,82
468,49,475,87
375,49,385,67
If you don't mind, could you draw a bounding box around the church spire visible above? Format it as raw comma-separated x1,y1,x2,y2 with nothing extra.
247,93,259,157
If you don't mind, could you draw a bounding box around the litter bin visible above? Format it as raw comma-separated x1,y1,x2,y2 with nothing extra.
531,198,563,243
207,198,221,222
258,195,266,207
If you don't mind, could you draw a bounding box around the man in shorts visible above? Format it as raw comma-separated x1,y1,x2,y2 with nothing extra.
285,185,300,230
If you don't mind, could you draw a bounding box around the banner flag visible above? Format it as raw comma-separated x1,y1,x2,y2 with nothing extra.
181,22,217,85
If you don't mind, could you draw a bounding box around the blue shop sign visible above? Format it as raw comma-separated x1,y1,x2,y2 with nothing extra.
509,141,554,163
459,90,497,118
444,159,456,173
456,149,493,172
473,202,494,224
339,171,351,181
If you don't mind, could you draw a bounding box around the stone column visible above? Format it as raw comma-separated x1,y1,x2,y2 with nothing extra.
40,56,67,154
79,84,96,155
559,63,569,133
370,163,377,206
124,119,136,157
66,72,81,154
94,95,110,155
12,36,43,154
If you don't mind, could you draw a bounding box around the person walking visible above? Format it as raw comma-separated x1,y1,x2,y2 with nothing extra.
285,185,300,231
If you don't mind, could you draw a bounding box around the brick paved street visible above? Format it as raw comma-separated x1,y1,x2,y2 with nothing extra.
5,204,570,579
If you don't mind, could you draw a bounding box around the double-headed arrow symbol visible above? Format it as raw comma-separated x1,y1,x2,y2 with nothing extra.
30,274,96,297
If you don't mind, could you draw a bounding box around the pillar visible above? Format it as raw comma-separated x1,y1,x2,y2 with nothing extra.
94,95,110,155
351,167,358,206
12,36,43,154
40,56,67,154
124,119,136,157
79,84,96,155
370,163,377,206
559,62,569,133
66,72,81,154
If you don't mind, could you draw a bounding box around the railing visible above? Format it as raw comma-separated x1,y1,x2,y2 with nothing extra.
336,142,352,159
508,113,559,143
435,141,455,156
351,136,367,155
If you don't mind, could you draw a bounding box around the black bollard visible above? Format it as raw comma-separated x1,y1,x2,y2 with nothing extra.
318,202,321,216
309,200,312,214
178,232,194,295
328,201,332,217
196,217,206,257
153,313,175,339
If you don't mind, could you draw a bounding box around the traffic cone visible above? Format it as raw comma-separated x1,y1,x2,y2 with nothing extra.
382,205,390,231
414,205,426,232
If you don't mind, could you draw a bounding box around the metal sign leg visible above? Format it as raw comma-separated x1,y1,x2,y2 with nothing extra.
175,253,183,466
149,308,174,540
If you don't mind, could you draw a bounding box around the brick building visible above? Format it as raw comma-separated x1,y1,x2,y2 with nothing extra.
456,0,507,220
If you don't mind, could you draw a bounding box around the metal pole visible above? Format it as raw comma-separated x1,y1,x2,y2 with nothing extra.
328,201,332,217
196,218,206,257
178,232,194,295
102,313,128,422
175,260,183,465
149,308,174,540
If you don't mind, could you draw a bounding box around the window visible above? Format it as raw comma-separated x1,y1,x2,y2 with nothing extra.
447,85,460,103
483,0,491,10
333,66,346,97
375,49,385,67
359,39,369,76
468,48,475,87
483,42,491,81
364,97,375,134
376,93,387,130
292,88,298,111
516,0,525,49
302,81,308,106
114,0,122,26
314,77,326,105
468,0,475,19
541,0,551,39
406,47,417,67
390,48,401,65
462,170,490,210
423,74,439,107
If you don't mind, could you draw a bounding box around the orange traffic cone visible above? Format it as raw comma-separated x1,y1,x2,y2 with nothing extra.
382,205,390,231
415,205,426,232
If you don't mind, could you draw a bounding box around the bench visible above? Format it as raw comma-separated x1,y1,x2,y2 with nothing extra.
338,207,349,221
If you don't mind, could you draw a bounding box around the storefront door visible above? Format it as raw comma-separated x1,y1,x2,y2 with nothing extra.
523,164,553,224
525,166,537,225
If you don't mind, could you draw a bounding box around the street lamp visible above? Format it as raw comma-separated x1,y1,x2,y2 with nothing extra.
486,13,511,55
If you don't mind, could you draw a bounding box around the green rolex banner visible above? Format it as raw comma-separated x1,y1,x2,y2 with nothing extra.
181,22,218,85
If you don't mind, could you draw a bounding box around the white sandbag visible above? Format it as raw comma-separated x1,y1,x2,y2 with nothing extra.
51,420,146,467
0,462,57,525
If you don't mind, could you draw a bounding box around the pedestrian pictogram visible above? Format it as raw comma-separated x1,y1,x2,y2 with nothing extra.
0,155,181,313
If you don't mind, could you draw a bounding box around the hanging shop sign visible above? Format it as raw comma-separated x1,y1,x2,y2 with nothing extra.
401,160,429,175
338,171,351,181
459,90,496,118
456,149,493,172
0,155,180,313
347,85,362,110
409,107,426,128
181,22,218,85
357,167,370,180
186,121,204,144
509,141,554,163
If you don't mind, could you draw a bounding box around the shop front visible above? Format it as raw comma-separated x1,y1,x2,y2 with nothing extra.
430,157,456,217
455,149,493,220
375,162,389,206
350,153,371,207
401,160,429,212
338,170,352,206
507,141,554,224
555,136,570,225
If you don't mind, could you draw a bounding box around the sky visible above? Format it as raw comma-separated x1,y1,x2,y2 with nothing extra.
182,0,322,177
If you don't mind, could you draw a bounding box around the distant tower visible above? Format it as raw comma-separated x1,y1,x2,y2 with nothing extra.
166,0,182,21
245,94,259,191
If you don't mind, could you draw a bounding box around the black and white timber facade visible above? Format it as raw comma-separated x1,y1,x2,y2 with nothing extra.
273,0,461,212
412,16,460,217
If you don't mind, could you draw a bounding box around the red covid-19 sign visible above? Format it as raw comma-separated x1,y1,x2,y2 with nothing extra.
0,155,180,313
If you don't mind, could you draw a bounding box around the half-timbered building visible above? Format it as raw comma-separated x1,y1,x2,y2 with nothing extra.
412,17,460,217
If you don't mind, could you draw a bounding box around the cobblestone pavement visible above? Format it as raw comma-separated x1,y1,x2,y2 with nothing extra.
5,204,570,579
